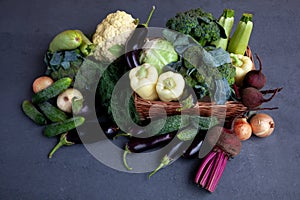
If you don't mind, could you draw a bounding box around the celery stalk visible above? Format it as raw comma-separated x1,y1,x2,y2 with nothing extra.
212,9,235,50
228,13,253,55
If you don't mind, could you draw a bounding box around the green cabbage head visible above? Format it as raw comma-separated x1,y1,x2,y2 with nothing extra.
139,38,178,74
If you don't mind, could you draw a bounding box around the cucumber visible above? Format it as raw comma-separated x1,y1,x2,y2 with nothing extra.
44,116,85,137
38,101,68,122
22,100,47,125
32,77,72,104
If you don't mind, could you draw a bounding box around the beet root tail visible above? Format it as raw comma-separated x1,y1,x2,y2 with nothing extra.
263,87,281,103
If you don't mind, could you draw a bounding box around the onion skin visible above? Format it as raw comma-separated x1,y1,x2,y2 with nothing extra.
32,76,54,93
232,118,252,141
250,113,275,137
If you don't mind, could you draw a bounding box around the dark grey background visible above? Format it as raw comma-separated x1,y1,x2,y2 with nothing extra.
1,0,299,199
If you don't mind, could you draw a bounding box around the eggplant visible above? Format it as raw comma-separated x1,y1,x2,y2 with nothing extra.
148,137,186,178
123,132,176,170
48,130,81,158
148,127,198,178
48,121,120,158
125,6,155,68
182,129,207,158
78,120,120,142
127,132,176,153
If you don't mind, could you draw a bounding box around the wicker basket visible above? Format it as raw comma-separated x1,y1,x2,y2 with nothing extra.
134,47,254,121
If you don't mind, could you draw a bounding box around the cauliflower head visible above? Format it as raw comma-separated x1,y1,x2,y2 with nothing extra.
92,10,137,62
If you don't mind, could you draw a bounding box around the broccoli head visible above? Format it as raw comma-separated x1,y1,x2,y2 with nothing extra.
217,63,236,85
166,8,225,46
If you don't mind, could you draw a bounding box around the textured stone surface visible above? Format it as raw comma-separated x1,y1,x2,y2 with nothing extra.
1,0,299,199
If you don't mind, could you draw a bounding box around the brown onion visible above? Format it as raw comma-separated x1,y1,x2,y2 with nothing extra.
32,76,54,93
232,117,252,141
249,113,275,137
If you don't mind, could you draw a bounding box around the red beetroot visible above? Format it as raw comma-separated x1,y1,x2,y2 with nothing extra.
194,127,241,192
243,54,266,90
241,87,280,109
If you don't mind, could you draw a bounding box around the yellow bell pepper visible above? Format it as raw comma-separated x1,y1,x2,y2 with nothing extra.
129,63,158,100
156,71,185,102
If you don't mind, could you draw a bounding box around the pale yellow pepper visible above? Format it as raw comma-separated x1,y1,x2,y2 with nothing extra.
156,71,185,102
230,53,253,87
129,63,158,100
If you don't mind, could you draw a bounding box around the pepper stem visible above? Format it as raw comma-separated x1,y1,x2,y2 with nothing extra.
143,6,156,28
230,53,243,67
136,66,148,79
148,155,171,179
123,145,133,170
163,77,176,90
48,133,74,158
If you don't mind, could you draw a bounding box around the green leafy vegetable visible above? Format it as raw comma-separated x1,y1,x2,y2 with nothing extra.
177,127,198,141
44,49,84,80
214,78,231,105
208,47,232,67
96,56,134,122
162,30,235,103
74,58,104,90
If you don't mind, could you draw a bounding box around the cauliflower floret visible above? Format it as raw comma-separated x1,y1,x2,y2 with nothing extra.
92,11,137,62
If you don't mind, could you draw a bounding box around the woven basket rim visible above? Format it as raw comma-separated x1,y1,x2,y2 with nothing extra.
133,46,253,120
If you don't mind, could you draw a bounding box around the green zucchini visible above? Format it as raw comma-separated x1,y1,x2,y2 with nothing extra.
227,13,253,55
43,116,85,137
22,100,47,125
212,9,235,50
38,101,68,122
32,77,72,104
